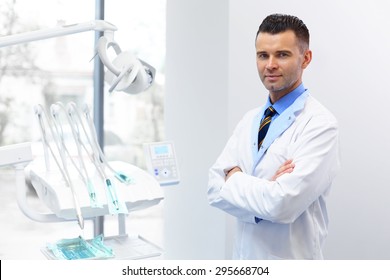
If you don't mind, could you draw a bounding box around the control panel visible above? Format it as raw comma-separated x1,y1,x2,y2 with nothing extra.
143,141,179,186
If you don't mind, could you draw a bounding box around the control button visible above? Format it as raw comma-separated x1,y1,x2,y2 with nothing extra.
161,168,170,177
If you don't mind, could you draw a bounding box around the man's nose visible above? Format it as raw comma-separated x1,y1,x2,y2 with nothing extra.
266,57,278,70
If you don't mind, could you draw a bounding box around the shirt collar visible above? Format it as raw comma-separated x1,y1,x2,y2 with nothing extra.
264,83,307,115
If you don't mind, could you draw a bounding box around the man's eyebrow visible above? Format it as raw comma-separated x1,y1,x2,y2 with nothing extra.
256,49,293,55
276,49,293,53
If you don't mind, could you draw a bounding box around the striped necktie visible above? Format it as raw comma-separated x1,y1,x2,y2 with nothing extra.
258,106,276,150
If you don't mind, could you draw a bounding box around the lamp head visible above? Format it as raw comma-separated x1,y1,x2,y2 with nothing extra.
96,36,155,94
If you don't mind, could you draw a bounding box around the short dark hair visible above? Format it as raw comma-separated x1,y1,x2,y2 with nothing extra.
256,14,310,51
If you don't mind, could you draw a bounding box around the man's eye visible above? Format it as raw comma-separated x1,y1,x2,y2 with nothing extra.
257,53,268,59
278,52,289,58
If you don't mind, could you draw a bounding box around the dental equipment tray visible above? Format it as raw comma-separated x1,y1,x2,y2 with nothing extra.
28,159,164,219
41,234,162,260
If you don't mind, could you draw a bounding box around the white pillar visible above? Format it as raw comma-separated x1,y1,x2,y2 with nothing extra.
164,0,229,259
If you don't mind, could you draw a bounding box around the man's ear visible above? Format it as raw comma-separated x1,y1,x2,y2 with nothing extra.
302,49,312,69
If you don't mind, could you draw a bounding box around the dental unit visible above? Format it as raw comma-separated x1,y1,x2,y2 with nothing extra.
0,20,164,259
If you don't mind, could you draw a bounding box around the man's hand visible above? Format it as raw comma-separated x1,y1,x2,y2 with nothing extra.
225,166,242,181
271,159,295,181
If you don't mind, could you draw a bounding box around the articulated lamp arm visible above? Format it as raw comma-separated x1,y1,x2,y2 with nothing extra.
0,20,155,94
0,20,117,48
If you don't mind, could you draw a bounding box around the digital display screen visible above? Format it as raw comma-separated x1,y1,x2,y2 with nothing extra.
154,145,169,155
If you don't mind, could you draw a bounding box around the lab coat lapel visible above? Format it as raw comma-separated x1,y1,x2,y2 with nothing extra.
251,92,309,172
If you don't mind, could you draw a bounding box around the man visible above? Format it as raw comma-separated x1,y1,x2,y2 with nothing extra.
207,14,340,259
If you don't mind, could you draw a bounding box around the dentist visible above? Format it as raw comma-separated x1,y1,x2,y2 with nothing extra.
208,14,340,259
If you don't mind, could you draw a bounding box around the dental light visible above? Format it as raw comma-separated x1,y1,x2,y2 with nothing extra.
0,20,156,94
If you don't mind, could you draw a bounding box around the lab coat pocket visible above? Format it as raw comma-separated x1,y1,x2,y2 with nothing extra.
266,140,290,165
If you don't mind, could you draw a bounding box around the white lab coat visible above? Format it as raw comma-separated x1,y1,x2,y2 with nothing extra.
208,92,340,259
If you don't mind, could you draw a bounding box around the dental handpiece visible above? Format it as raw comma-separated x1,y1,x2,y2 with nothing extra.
50,104,84,229
105,178,119,210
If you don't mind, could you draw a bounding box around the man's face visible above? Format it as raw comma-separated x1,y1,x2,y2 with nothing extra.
255,30,311,103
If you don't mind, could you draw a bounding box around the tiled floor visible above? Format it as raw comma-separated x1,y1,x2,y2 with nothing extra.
0,169,164,260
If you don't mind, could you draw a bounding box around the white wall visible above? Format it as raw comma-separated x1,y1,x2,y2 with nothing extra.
165,0,390,259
